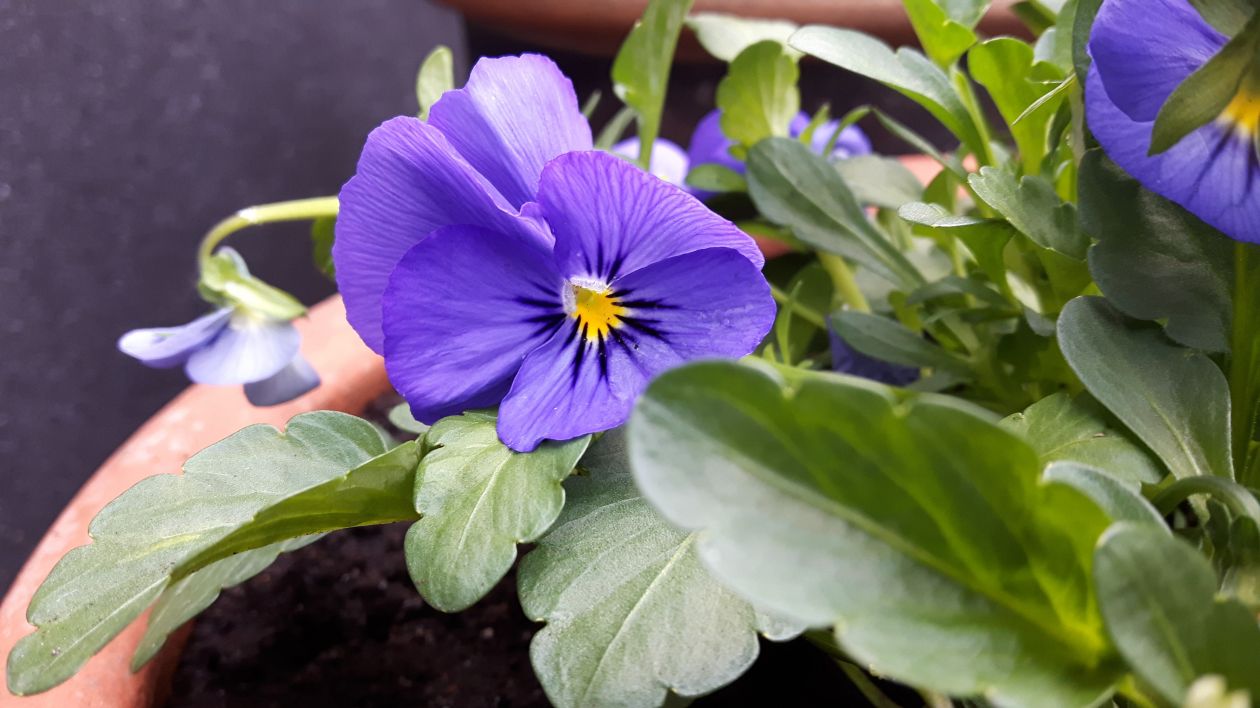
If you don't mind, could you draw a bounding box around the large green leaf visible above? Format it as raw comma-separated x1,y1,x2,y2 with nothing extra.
790,25,984,156
519,430,797,708
969,166,1086,260
1094,524,1260,704
404,412,588,612
832,310,971,377
968,38,1065,173
1191,0,1255,34
1043,463,1166,527
7,412,420,696
903,0,980,67
715,41,799,159
835,155,925,210
685,12,797,62
611,0,694,168
629,360,1121,707
1080,150,1234,353
1002,392,1166,486
1058,297,1233,479
746,137,923,288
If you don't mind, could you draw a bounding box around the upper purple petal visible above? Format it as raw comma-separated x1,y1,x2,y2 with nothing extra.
686,109,744,174
496,247,774,451
244,355,321,406
185,314,300,385
428,54,593,209
1088,0,1224,122
117,308,232,369
334,116,548,353
381,224,566,424
539,150,764,283
611,137,691,188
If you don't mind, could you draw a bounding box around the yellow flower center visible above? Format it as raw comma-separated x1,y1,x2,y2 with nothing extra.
569,284,626,341
1221,82,1260,137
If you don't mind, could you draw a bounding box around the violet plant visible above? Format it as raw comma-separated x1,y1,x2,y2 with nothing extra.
8,0,1260,706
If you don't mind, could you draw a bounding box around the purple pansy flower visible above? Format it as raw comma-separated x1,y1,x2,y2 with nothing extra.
687,108,873,175
1087,0,1259,242
118,249,319,406
334,55,775,452
611,137,690,187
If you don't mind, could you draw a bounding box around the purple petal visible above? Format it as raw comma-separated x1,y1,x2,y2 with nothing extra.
334,116,548,353
244,355,321,406
185,314,300,385
686,109,744,173
789,112,873,160
428,54,592,209
381,224,566,424
611,137,691,188
497,247,774,451
1088,0,1224,121
1087,66,1260,243
540,151,764,283
117,308,232,368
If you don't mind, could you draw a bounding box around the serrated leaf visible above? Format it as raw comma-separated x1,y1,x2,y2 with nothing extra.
746,137,923,288
519,429,799,708
1080,150,1234,353
1095,524,1260,704
969,166,1086,259
416,45,454,121
1002,392,1166,486
611,0,694,168
685,12,797,62
903,0,980,67
968,38,1065,172
404,412,589,612
1058,297,1233,480
630,360,1121,707
6,412,419,696
790,25,984,157
716,41,799,159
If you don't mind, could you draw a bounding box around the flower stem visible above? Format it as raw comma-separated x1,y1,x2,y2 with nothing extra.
1231,241,1260,484
196,196,340,273
818,253,870,313
769,282,827,329
1150,475,1260,524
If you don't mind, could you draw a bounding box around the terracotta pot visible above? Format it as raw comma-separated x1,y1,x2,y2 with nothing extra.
437,0,1026,59
0,155,943,705
0,295,390,708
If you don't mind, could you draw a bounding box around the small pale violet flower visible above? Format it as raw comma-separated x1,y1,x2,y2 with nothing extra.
118,249,319,406
687,108,873,175
334,54,775,452
1088,0,1259,242
611,137,690,187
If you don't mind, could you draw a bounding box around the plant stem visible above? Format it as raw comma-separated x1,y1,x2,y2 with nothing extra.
818,253,870,313
838,661,904,708
197,196,340,273
769,282,827,329
1150,475,1260,523
1230,241,1260,484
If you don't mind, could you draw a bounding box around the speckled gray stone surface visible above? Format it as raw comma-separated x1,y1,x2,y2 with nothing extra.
0,0,465,591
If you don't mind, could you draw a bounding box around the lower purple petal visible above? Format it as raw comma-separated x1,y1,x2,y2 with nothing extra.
185,315,300,385
117,308,232,368
244,355,321,406
382,224,566,424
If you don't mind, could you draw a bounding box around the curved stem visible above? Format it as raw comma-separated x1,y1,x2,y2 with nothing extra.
197,196,340,273
769,282,827,330
1150,475,1260,523
818,253,870,313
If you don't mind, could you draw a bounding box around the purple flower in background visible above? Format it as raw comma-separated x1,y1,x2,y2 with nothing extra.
335,55,774,451
1087,0,1259,242
118,250,319,406
611,137,690,187
828,320,918,387
687,108,872,175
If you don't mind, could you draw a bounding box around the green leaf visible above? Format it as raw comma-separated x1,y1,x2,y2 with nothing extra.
834,155,924,210
629,360,1121,707
1094,524,1260,704
1080,151,1234,353
968,38,1065,173
715,41,799,159
594,105,636,151
388,402,429,436
1150,15,1260,155
1191,0,1256,35
1072,0,1103,84
941,0,992,25
6,412,419,696
832,310,971,377
416,45,454,121
310,216,336,280
404,412,589,612
1002,392,1166,486
1058,297,1234,480
611,0,694,168
903,0,980,67
746,137,923,288
899,202,1016,289
969,166,1086,260
685,12,797,62
684,163,747,193
789,25,984,156
1043,463,1166,527
520,429,798,708
132,536,320,669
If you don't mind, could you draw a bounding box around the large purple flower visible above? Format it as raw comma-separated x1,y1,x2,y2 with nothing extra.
335,55,774,451
1087,0,1259,242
